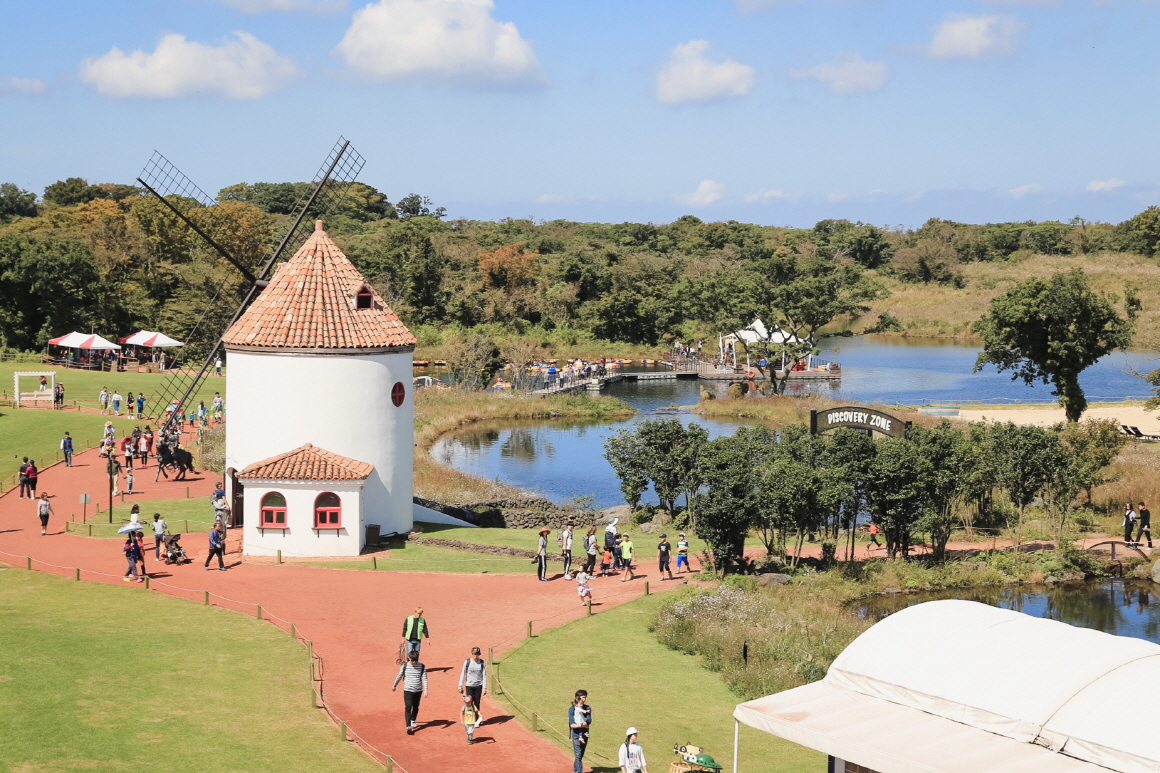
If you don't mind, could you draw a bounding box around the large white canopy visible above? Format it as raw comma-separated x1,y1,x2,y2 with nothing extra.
735,599,1160,773
47,332,121,350
726,318,801,346
119,330,183,347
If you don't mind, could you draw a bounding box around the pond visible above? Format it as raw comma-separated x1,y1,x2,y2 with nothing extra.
861,579,1160,644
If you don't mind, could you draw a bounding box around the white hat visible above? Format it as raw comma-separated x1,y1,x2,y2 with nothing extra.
626,727,639,736
607,518,618,527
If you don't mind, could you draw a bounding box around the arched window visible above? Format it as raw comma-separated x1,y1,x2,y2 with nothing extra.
260,492,287,528
391,381,406,407
315,492,341,528
355,286,374,310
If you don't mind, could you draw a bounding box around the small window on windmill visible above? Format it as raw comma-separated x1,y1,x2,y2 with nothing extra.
355,286,374,310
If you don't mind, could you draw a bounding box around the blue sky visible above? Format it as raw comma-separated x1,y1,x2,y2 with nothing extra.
2,0,1158,227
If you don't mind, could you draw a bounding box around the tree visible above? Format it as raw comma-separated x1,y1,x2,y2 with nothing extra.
604,429,651,510
1056,418,1126,505
0,235,102,349
973,269,1135,422
866,437,930,558
601,419,708,518
444,331,500,390
1118,206,1160,257
396,193,445,220
910,421,974,559
989,422,1064,546
43,177,106,207
696,429,770,574
0,183,37,220
824,428,877,561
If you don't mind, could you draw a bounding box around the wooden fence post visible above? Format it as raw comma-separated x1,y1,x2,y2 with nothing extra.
25,556,31,570
257,604,262,620
277,550,282,565
144,576,150,589
532,712,539,732
291,623,297,639
645,581,650,596
386,756,393,773
527,620,532,639
204,591,209,605
586,598,592,616
75,567,80,581
488,646,494,665
341,721,347,741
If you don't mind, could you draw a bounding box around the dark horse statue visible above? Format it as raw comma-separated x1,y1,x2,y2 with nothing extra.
156,438,196,481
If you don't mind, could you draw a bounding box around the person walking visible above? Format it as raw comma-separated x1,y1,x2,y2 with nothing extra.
136,393,145,419
215,356,223,376
867,521,882,551
120,434,135,471
576,568,593,606
35,492,53,535
60,432,74,467
123,534,142,583
152,513,167,559
126,392,135,419
1136,501,1152,549
53,382,62,408
1124,503,1137,544
25,460,38,498
460,693,481,745
212,392,224,423
204,523,226,570
676,533,691,573
99,387,109,415
569,690,593,773
604,518,618,553
17,457,29,499
401,607,431,659
133,530,149,578
618,727,648,773
620,533,635,582
125,468,135,496
112,390,122,416
561,523,575,580
657,534,674,581
457,646,488,720
535,527,550,582
583,526,599,576
392,652,429,735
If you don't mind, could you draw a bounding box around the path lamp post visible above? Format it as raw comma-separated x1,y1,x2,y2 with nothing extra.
106,454,118,523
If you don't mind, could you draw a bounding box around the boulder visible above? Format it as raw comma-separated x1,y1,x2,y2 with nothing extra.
1150,559,1160,585
639,522,658,534
598,505,634,525
757,573,792,586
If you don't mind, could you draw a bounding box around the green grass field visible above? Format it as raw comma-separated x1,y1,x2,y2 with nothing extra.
494,592,822,773
0,360,226,412
0,565,381,773
61,497,219,539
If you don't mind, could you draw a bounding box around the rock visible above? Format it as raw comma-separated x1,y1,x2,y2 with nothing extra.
1059,571,1086,583
598,505,634,525
639,522,658,534
757,573,792,586
880,587,902,595
1150,559,1160,584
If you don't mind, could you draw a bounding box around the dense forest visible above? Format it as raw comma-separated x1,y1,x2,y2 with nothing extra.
0,176,1157,353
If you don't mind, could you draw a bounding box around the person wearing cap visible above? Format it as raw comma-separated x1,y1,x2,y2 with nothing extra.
535,527,550,582
657,534,674,581
401,607,431,660
618,727,647,773
676,533,691,573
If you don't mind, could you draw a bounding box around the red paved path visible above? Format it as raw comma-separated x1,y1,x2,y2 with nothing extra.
0,443,670,773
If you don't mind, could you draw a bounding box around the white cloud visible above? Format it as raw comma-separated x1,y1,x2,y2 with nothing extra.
924,13,1026,59
335,0,547,88
743,188,791,203
1009,183,1043,197
1,76,47,95
655,40,757,105
683,180,725,207
1087,178,1126,192
793,52,891,95
217,0,346,10
79,32,298,99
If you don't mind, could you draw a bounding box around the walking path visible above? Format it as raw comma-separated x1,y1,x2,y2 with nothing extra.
0,443,670,773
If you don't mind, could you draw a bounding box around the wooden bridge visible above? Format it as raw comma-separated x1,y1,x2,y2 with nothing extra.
1083,540,1153,561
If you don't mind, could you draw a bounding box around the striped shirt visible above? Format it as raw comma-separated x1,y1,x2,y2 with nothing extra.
393,662,428,693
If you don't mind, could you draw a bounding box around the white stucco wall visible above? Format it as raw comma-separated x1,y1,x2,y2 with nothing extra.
225,348,414,552
239,481,363,557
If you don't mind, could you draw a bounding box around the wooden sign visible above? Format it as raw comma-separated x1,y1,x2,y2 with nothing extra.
810,407,910,439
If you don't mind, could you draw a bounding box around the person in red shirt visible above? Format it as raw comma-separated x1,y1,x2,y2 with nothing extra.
867,521,882,551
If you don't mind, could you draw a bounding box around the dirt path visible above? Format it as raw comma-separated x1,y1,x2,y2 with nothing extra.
0,443,673,773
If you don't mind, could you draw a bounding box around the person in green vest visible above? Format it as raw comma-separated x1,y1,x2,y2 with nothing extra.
620,533,635,582
402,607,431,660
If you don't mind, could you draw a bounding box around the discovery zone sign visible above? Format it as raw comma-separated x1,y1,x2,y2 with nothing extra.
810,407,911,439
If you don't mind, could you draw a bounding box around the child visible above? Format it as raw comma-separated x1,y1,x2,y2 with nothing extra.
576,569,592,606
125,468,135,495
600,547,612,577
676,532,690,573
460,693,480,745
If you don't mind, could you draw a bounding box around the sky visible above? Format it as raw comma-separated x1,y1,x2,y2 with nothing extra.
2,0,1158,228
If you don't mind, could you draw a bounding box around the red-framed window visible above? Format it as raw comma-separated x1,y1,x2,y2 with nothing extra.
315,492,341,528
391,381,406,407
260,492,287,528
355,286,374,310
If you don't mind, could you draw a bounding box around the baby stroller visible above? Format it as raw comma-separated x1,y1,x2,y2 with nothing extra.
162,532,190,565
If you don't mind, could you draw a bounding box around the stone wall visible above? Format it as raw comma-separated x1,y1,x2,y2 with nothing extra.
413,495,598,529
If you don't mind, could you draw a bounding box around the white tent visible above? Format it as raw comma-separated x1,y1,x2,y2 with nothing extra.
119,331,183,347
734,599,1160,773
727,319,801,346
46,331,121,350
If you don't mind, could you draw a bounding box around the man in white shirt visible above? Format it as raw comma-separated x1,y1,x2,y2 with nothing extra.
561,523,574,580
152,514,167,559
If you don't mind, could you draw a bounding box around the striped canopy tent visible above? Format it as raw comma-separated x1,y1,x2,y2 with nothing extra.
47,332,121,350
118,331,184,347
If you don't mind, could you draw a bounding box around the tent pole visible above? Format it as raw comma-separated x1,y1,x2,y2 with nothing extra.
733,719,739,773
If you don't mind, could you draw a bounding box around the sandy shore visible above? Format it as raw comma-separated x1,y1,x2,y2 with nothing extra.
957,403,1160,434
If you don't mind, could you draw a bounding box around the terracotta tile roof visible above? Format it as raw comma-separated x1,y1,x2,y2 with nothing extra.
238,443,374,482
222,220,417,352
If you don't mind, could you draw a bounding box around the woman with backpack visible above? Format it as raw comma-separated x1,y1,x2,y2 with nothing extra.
583,526,599,575
25,460,38,498
34,492,53,535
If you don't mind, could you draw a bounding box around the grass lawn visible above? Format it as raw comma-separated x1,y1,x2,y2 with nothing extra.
0,565,381,773
494,592,823,773
62,496,219,539
310,535,540,574
0,360,226,413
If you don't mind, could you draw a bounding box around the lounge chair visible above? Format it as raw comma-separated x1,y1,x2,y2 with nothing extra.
1129,426,1160,441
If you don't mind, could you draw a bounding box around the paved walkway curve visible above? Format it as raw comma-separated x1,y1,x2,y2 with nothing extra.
0,443,668,773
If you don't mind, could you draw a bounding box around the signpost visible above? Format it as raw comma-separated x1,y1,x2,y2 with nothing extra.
810,407,910,439
79,493,90,523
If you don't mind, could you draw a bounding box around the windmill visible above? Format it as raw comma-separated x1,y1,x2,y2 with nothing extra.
133,137,366,454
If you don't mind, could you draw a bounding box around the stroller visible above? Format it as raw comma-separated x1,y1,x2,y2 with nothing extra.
162,532,190,565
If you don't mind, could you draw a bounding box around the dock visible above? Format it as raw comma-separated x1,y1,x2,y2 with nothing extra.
664,357,841,382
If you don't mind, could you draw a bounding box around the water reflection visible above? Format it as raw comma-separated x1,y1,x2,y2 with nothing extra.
861,580,1160,643
501,427,554,461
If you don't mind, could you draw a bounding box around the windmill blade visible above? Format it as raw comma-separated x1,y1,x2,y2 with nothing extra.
136,137,365,435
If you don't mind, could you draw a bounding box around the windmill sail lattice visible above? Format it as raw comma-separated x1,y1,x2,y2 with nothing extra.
136,137,366,429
